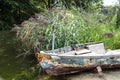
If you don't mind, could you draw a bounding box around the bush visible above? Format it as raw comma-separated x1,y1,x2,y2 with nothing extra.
17,8,120,53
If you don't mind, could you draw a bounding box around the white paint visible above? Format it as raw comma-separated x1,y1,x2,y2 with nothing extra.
103,0,119,6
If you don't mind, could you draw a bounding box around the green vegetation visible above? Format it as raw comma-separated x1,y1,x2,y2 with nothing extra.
0,0,40,30
0,0,102,30
17,7,120,53
1,0,120,79
13,65,40,80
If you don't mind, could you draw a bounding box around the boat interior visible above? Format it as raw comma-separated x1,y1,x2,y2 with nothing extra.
45,42,120,58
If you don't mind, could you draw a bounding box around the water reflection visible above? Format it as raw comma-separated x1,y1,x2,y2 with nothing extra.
0,31,30,80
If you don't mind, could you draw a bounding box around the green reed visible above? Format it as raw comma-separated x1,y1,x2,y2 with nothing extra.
17,8,120,52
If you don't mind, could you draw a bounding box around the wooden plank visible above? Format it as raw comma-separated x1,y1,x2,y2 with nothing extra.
87,43,105,54
96,66,103,76
58,54,120,59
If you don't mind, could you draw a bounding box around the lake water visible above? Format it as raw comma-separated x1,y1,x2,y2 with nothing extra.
0,31,120,80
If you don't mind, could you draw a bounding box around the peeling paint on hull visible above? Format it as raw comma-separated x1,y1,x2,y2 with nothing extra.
45,64,120,76
36,42,120,76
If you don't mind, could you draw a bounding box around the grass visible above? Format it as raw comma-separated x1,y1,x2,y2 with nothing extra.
17,7,120,53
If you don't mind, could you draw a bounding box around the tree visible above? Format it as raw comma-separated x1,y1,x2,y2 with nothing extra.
0,0,103,30
0,0,39,30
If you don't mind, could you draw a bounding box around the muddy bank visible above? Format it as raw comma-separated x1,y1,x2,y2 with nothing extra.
67,69,120,80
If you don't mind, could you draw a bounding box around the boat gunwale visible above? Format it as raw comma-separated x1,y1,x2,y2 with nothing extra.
44,42,103,53
43,50,120,59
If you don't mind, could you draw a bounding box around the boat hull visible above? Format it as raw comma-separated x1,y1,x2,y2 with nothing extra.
44,64,120,76
36,42,120,75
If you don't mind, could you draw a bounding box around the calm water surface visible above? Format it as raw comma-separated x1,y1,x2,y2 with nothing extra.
0,31,30,80
0,31,120,80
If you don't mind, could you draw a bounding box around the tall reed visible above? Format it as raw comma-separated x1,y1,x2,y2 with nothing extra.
17,8,120,53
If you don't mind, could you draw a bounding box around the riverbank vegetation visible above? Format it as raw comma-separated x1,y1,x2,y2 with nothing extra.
1,0,120,80
17,6,120,54
0,0,102,30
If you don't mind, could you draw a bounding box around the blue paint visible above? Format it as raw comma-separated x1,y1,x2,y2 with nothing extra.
58,58,84,65
41,61,53,69
60,59,72,64
111,60,120,64
74,59,84,65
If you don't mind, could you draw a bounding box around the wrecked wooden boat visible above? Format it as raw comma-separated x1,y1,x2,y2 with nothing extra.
35,42,120,76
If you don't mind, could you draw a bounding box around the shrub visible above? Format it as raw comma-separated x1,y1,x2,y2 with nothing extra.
17,8,120,53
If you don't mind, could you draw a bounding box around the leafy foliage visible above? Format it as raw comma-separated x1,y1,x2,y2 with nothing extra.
0,0,40,30
17,8,120,53
0,0,103,30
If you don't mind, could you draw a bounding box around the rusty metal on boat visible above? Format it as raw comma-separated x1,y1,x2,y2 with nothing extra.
35,42,120,76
